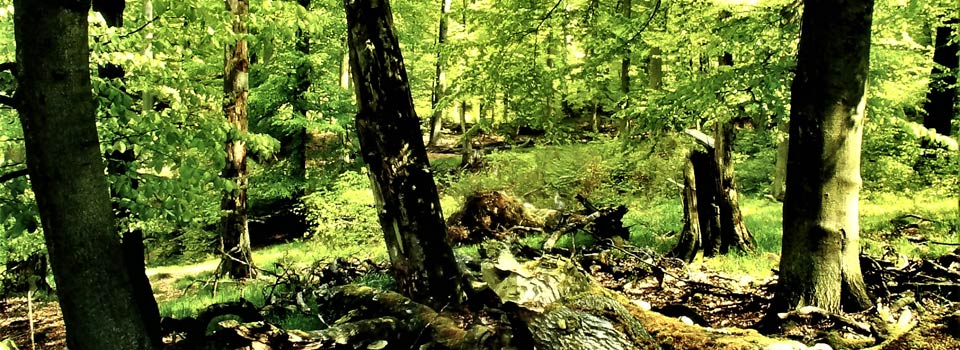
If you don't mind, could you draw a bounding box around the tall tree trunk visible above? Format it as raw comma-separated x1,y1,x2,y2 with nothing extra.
428,0,452,146
340,36,352,89
292,0,312,182
774,0,874,315
12,2,157,349
141,0,155,112
459,101,473,166
620,0,631,96
220,0,255,280
771,119,789,201
923,17,958,136
344,0,465,309
645,0,664,91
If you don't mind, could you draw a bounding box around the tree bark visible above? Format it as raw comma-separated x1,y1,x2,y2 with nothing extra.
774,0,875,315
670,153,702,262
770,119,789,201
922,17,958,136
672,129,753,260
620,0,632,96
428,0,452,146
713,122,754,254
340,36,351,89
12,1,157,348
220,0,256,279
344,0,465,309
291,0,311,181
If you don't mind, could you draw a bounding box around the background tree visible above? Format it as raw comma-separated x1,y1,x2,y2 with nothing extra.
344,0,465,309
220,0,256,279
11,0,158,348
922,16,958,136
773,0,875,315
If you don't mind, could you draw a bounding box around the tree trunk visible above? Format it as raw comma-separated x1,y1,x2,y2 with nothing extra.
670,153,702,263
713,122,754,254
344,0,465,309
141,0,155,112
459,101,474,167
671,128,753,261
774,0,874,315
291,0,311,181
220,0,256,280
340,37,351,89
428,0,452,146
620,0,631,96
770,119,789,201
922,17,958,136
12,2,157,348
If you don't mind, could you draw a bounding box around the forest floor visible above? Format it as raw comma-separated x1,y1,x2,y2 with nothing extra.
3,136,960,349
4,237,960,349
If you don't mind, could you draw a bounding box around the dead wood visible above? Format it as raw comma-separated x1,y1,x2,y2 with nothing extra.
446,191,560,244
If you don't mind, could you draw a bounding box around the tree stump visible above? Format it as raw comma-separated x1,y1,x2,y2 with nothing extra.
671,125,754,262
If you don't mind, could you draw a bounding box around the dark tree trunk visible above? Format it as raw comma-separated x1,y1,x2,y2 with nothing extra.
923,18,958,136
290,0,312,182
772,0,874,315
12,1,157,348
620,0,631,95
670,153,702,262
344,0,465,309
671,128,753,262
713,122,754,254
428,0,452,146
220,0,256,279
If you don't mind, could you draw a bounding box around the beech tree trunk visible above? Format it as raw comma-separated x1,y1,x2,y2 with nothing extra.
774,0,874,314
620,0,631,95
771,119,789,201
428,0,452,146
344,0,465,309
922,17,958,136
220,0,256,279
291,0,311,181
12,1,157,348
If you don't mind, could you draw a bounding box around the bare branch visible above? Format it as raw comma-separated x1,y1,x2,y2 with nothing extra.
0,94,16,108
0,168,27,183
0,62,15,75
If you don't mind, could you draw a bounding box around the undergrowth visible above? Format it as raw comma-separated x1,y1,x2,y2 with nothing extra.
147,136,959,326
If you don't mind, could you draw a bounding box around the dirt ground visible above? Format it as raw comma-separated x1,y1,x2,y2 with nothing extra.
0,296,66,349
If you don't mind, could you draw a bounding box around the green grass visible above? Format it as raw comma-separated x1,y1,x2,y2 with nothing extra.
159,280,267,319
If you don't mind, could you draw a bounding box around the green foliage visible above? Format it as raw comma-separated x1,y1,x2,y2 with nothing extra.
301,170,382,249
438,137,688,212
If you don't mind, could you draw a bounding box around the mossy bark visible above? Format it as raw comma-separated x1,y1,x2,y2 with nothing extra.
775,0,874,314
220,0,256,279
12,2,157,348
344,0,465,309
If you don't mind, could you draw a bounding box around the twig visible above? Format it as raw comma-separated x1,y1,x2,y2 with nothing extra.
0,94,16,108
28,287,35,350
118,15,163,39
894,213,939,224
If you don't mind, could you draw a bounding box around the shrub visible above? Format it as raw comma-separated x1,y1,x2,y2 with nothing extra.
302,170,382,249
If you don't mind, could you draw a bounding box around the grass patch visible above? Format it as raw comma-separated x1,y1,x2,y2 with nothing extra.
158,280,267,319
